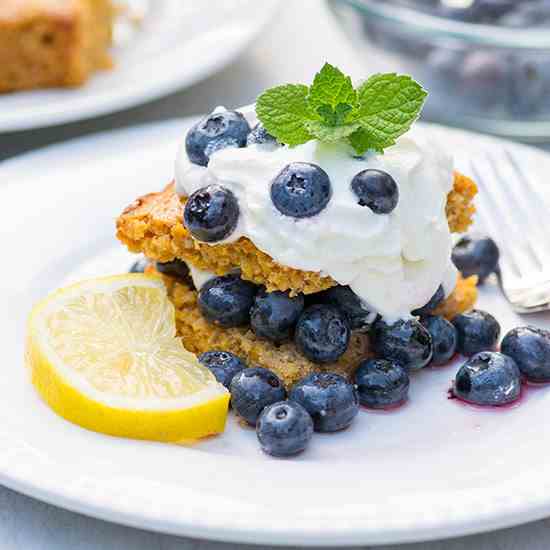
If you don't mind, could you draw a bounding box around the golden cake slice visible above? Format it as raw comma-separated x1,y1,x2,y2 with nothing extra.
117,172,477,297
0,0,114,93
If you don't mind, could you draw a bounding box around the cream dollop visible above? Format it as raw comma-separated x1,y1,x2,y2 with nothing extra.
175,107,457,321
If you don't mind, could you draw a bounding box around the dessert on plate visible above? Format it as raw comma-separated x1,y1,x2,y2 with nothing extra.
117,65,478,387
28,63,550,457
0,0,114,93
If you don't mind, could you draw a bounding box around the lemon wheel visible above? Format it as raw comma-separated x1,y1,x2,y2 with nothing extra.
26,274,229,442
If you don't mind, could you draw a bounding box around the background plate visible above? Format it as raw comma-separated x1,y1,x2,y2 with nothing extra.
0,0,280,133
1,119,550,547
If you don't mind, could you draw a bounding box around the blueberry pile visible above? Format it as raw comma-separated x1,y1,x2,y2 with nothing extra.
182,108,403,244
362,2,550,120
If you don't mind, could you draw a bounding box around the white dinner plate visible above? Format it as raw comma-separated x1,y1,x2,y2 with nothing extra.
1,118,550,547
0,0,280,133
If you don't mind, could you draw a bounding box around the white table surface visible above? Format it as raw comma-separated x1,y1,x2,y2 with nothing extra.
2,1,550,548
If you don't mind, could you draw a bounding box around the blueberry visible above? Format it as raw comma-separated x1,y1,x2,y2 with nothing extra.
452,236,500,284
198,274,257,328
155,259,193,287
420,315,458,366
294,305,351,363
256,401,313,457
183,184,239,243
289,373,359,432
412,285,445,317
453,351,521,406
354,359,409,409
129,257,149,273
372,319,433,371
501,326,550,383
246,123,277,147
508,56,550,118
230,367,286,425
453,310,501,357
198,350,246,389
250,289,304,344
185,109,250,166
351,169,399,214
315,285,373,331
271,162,332,218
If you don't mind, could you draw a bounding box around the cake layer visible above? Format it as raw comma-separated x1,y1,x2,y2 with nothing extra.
117,172,477,297
0,0,113,93
153,268,477,388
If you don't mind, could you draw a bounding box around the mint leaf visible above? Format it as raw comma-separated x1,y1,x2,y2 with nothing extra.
348,128,377,154
353,73,427,152
308,62,357,113
255,65,427,153
316,103,353,126
256,84,314,147
305,119,360,143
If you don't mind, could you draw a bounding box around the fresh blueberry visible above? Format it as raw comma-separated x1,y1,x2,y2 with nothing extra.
453,351,521,406
372,319,433,371
246,123,278,147
508,56,550,118
452,235,500,284
459,51,508,110
315,285,373,331
198,274,257,328
294,305,351,363
420,315,458,366
351,169,399,214
129,257,149,273
501,326,550,383
354,358,409,409
412,285,445,317
256,401,313,457
198,350,246,389
271,162,332,218
250,289,304,344
453,310,501,357
155,259,193,287
185,109,250,166
289,372,359,432
183,184,239,243
230,367,286,425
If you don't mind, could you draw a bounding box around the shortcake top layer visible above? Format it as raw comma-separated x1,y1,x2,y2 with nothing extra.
175,110,459,320
116,173,477,301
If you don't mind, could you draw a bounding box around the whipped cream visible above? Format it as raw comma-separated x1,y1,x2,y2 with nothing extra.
175,107,457,322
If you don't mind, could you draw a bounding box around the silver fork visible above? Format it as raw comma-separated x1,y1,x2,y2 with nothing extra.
468,150,550,314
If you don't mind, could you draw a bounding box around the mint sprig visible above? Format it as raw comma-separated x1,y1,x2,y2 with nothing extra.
256,63,427,155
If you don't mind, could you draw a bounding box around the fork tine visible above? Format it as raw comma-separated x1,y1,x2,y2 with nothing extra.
470,185,518,279
469,158,534,277
502,149,550,266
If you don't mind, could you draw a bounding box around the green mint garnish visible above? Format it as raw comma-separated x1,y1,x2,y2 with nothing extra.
256,63,427,155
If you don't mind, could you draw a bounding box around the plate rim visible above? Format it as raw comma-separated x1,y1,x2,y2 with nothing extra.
1,118,550,547
0,0,281,134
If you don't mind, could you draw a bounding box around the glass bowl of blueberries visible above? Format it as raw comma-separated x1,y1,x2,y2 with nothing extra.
327,0,550,141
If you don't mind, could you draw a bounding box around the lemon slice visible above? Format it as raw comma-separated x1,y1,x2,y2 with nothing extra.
26,274,229,442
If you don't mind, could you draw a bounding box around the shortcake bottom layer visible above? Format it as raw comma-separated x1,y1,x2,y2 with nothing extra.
155,269,478,388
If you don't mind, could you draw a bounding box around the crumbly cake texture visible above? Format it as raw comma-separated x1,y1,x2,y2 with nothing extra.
150,268,476,388
154,269,369,388
117,172,478,296
0,0,114,93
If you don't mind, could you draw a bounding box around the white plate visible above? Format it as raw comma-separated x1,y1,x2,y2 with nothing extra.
2,118,550,547
0,0,279,133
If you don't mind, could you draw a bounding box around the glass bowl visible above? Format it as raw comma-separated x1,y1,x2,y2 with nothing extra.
327,0,550,142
